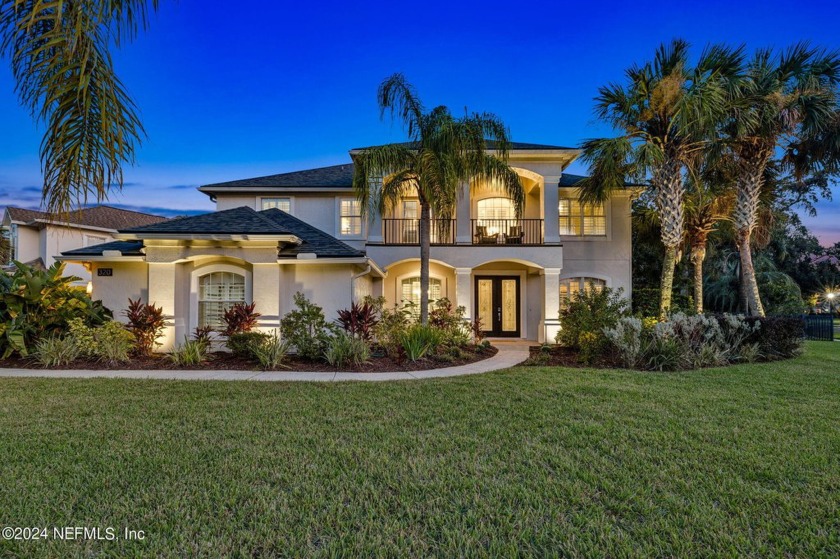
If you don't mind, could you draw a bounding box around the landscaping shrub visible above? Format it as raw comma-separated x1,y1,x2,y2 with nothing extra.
222,302,261,336
369,297,412,359
251,330,291,370
336,301,378,341
280,292,337,360
324,331,371,368
68,319,135,365
429,298,471,349
124,299,166,355
744,316,805,360
170,337,209,366
556,287,629,364
603,317,644,368
34,336,81,367
400,324,444,362
226,331,270,359
0,262,111,358
192,325,214,345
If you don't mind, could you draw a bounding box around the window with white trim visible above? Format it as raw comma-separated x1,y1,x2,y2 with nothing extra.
559,277,606,309
198,271,245,330
401,277,442,316
339,198,362,236
261,197,291,212
477,197,516,221
559,199,606,236
2,225,16,264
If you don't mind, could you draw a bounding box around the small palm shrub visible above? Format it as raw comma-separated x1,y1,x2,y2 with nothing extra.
324,331,370,368
336,301,378,341
170,337,209,367
280,292,336,360
68,319,135,365
226,331,270,359
34,336,81,367
222,302,261,336
556,287,629,364
124,299,166,355
400,324,444,362
251,330,291,370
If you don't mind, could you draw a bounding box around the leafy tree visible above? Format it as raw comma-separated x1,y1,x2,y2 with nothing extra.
352,73,524,324
0,0,158,213
578,39,743,318
722,45,840,315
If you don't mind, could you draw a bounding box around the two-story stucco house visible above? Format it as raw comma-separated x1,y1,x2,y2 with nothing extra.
1,205,167,284
59,142,633,350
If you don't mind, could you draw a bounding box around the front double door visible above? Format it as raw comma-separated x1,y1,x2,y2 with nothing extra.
475,276,520,337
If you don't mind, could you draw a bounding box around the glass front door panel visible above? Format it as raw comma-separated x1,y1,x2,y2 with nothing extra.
501,279,517,332
477,279,494,333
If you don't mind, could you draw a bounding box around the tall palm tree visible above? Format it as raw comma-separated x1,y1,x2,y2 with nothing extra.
723,45,840,316
352,74,523,324
0,0,157,214
577,40,743,319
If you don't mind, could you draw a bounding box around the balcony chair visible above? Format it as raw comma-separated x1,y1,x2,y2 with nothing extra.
505,225,524,244
474,225,499,244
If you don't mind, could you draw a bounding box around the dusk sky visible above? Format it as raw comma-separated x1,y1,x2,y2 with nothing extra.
1,0,839,244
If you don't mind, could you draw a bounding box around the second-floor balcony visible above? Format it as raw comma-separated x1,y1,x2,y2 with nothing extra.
381,218,545,245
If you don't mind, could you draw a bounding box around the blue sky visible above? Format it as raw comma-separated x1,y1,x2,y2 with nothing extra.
1,0,839,244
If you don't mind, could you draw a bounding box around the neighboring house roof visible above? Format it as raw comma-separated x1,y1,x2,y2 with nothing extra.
65,207,364,259
261,208,364,258
4,205,167,230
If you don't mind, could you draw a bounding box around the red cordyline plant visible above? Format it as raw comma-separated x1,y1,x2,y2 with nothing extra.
221,302,261,336
124,298,166,355
336,301,379,341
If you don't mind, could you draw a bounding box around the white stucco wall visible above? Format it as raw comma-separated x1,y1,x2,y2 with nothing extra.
89,261,149,321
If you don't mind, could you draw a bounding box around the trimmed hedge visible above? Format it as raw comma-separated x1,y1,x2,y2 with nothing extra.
742,316,805,360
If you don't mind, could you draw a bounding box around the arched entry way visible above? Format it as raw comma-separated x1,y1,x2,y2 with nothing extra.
467,259,544,340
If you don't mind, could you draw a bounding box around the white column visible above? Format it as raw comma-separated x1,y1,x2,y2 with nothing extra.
455,181,472,244
543,176,561,245
252,263,281,332
148,262,176,352
455,267,473,322
541,267,561,343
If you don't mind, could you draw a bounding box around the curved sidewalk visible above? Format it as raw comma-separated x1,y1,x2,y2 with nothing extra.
0,343,531,382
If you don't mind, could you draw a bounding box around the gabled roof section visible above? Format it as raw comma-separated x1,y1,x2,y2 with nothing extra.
61,240,145,257
4,205,166,230
260,208,364,258
200,163,355,190
119,206,291,236
558,173,642,189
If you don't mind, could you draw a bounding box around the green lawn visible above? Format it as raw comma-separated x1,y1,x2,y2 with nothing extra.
1,344,838,557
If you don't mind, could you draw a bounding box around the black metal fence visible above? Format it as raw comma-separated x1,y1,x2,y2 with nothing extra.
801,314,835,341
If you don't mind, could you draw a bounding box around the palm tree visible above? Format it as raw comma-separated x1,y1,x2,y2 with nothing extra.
0,0,157,214
577,40,743,319
352,74,524,324
723,45,840,316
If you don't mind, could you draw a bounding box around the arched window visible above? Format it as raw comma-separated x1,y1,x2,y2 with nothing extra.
401,277,442,316
477,197,516,221
198,271,245,329
559,277,606,309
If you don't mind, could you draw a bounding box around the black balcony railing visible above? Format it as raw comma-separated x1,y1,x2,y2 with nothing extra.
471,219,543,245
382,219,456,245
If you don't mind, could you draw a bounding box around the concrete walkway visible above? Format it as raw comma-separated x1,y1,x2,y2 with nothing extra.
0,342,532,382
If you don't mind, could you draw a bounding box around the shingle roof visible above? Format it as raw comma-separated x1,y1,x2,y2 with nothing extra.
65,207,365,259
200,164,355,190
120,206,290,235
61,240,145,257
559,173,587,187
260,209,364,258
4,205,167,230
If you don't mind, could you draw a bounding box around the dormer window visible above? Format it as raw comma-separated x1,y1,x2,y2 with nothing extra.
261,197,291,213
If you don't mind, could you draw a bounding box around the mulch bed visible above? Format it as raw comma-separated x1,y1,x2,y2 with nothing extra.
523,345,617,368
0,345,497,373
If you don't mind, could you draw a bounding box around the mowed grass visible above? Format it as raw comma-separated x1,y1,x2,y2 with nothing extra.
1,344,839,557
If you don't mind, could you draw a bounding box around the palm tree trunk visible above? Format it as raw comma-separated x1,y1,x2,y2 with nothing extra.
733,164,766,317
419,200,431,325
654,162,684,320
690,242,706,315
